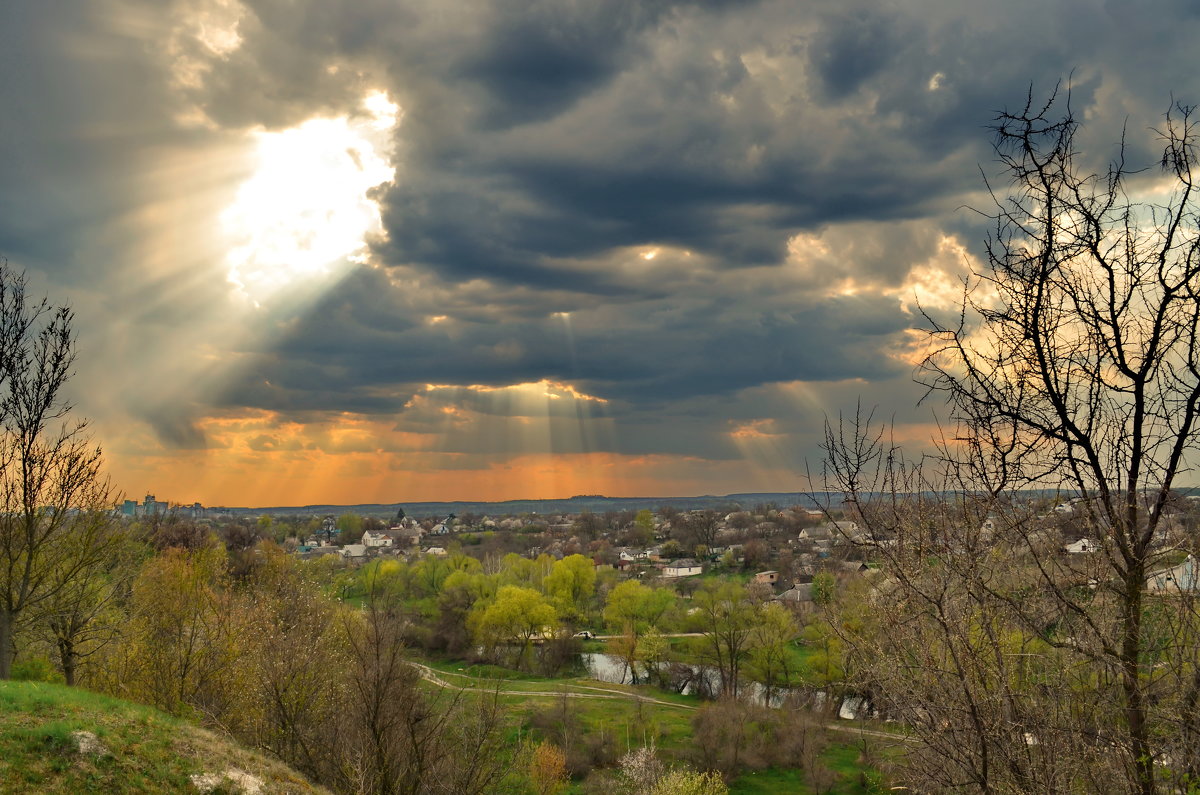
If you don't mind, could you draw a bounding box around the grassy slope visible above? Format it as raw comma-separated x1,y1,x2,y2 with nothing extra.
0,681,328,795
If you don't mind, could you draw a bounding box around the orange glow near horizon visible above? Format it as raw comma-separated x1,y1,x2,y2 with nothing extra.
94,375,959,508
105,445,810,507
97,399,817,506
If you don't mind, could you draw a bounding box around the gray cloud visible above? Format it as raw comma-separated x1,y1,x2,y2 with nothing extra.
4,0,1200,488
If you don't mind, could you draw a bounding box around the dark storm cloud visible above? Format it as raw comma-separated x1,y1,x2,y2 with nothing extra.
0,1,180,282
458,1,667,127
222,254,911,427
176,0,1200,295
6,0,1200,472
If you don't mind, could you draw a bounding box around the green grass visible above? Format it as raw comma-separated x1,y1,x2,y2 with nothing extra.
0,681,327,795
521,694,697,756
821,743,889,793
727,744,888,795
729,767,807,794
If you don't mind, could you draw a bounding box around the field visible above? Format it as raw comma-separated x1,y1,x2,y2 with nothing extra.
0,681,327,795
411,651,895,794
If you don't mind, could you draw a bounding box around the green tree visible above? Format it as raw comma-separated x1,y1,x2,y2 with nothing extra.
604,580,674,684
543,553,596,622
690,582,759,698
336,513,364,545
108,546,240,716
746,602,799,703
658,540,683,559
469,585,558,670
810,572,837,607
799,616,845,692
38,523,140,685
437,569,497,654
501,552,555,590
622,509,655,546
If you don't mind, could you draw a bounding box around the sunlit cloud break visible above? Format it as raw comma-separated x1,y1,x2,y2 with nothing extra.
223,92,399,304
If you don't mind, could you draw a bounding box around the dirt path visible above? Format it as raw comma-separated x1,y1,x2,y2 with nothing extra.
588,632,705,639
408,662,695,710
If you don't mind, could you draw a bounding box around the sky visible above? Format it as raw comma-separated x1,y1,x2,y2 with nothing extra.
1,0,1198,507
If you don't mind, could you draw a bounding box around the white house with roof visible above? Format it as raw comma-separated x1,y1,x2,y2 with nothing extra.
1064,538,1097,554
362,530,393,548
663,559,703,577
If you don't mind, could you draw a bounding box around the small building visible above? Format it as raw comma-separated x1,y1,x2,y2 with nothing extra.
340,544,367,559
663,559,703,578
1064,538,1097,554
1148,555,1198,593
799,525,833,542
362,530,393,548
775,583,815,612
754,570,780,585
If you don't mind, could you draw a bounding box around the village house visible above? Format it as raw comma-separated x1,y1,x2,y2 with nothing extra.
663,558,703,578
1064,537,1097,554
361,529,393,548
754,570,779,585
798,525,831,543
775,583,815,613
339,543,367,560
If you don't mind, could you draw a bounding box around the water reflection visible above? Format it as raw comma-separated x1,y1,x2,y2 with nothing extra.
579,652,861,713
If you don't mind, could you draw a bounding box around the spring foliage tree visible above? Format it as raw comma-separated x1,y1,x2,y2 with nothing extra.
469,585,558,669
542,553,596,622
0,265,113,678
604,580,675,683
824,91,1200,793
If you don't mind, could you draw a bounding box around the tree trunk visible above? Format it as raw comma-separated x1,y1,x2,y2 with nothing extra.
57,635,76,687
1122,568,1154,795
0,608,15,679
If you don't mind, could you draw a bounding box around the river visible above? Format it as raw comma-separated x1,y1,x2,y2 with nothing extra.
578,652,870,717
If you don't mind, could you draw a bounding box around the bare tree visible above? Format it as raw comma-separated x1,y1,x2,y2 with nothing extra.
677,510,721,554
823,89,1200,794
38,523,137,685
336,570,510,795
0,264,113,678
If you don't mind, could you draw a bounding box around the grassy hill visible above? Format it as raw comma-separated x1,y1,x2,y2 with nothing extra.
0,680,328,795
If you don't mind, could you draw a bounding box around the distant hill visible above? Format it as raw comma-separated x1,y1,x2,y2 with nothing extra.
0,680,328,794
217,491,834,518
211,485,1200,518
